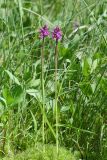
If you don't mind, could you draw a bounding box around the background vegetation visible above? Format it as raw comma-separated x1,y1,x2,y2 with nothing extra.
0,0,107,159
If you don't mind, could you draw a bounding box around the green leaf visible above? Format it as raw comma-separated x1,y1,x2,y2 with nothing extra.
91,59,98,72
0,123,3,127
61,106,70,112
3,88,14,105
79,81,93,97
11,85,24,105
0,104,4,116
18,0,23,17
28,79,40,88
0,97,7,116
100,78,107,94
5,70,20,85
30,110,37,133
26,89,42,101
82,57,90,76
0,97,7,108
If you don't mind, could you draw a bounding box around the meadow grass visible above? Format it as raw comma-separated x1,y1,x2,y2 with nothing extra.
2,143,76,160
0,0,107,159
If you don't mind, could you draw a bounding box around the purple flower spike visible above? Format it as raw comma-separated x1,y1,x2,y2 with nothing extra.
52,27,62,41
39,25,49,39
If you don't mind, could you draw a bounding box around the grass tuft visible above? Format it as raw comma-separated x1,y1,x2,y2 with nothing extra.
3,143,75,160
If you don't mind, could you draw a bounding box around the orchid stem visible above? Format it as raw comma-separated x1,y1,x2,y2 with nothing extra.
41,38,45,152
55,40,59,156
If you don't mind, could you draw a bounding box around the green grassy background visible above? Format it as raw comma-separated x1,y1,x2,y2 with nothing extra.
0,0,107,159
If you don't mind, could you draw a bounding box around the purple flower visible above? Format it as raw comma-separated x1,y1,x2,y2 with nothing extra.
52,27,62,41
39,25,49,39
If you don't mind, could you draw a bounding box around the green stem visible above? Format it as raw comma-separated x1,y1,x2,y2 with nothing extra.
55,40,59,155
41,38,45,152
2,126,6,155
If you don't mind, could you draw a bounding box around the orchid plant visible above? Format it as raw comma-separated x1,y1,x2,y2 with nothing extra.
39,25,62,155
39,25,49,152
